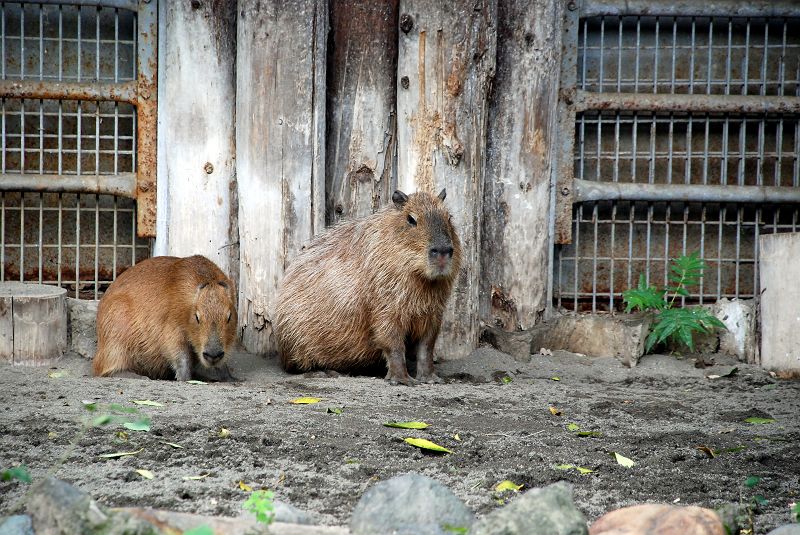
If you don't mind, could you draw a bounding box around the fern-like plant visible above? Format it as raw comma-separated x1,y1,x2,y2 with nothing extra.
623,252,726,353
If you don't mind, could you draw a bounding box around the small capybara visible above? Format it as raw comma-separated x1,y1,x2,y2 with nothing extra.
92,255,239,381
275,189,462,386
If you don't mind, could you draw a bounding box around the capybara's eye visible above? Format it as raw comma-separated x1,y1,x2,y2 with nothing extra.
407,214,417,227
226,311,232,323
195,312,200,323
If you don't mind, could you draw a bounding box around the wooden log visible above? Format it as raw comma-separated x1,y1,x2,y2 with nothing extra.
236,0,327,354
155,0,237,276
326,0,399,224
397,0,497,359
481,0,564,331
0,283,67,366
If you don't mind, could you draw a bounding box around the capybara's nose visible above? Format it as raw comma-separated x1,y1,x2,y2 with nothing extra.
429,246,454,259
203,350,224,364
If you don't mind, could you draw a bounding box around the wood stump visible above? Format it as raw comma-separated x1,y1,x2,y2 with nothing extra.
0,282,67,366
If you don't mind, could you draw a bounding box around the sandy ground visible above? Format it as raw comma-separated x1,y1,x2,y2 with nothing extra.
1,347,798,533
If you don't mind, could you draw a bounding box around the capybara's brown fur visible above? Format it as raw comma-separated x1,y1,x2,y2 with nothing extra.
275,189,461,385
93,255,238,381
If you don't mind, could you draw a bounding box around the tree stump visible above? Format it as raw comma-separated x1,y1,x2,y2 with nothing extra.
0,283,67,366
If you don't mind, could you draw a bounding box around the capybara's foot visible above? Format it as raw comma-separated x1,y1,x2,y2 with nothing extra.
386,371,419,386
416,372,443,384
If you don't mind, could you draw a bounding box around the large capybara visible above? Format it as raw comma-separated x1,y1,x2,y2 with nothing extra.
92,255,239,381
275,189,461,385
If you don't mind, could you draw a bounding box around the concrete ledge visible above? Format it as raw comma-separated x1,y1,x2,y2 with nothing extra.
66,298,98,360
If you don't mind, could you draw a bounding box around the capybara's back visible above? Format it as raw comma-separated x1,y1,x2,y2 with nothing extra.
93,255,238,381
275,189,461,385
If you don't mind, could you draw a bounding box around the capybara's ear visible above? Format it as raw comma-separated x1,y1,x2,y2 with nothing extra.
437,188,447,201
392,190,409,208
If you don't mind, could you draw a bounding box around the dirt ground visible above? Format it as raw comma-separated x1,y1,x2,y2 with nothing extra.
1,347,798,533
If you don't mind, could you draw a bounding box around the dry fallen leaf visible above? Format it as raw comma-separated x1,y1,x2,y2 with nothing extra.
290,397,323,404
404,437,452,454
135,469,154,480
548,406,562,416
238,480,253,492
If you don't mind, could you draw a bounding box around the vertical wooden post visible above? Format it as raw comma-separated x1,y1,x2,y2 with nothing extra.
156,0,237,275
236,0,327,354
326,0,399,224
481,0,564,331
396,0,497,359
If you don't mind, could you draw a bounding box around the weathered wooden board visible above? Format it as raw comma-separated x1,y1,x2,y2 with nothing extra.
157,0,237,276
0,283,67,366
236,0,327,354
397,0,497,359
759,233,800,372
326,0,399,224
481,0,564,331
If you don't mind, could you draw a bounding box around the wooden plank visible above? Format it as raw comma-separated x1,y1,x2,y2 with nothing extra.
326,0,399,224
759,233,800,372
0,295,12,363
396,0,497,359
157,0,236,274
135,0,158,238
236,0,327,354
481,0,564,331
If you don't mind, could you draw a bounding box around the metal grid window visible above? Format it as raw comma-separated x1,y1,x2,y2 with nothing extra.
0,2,150,299
554,7,800,312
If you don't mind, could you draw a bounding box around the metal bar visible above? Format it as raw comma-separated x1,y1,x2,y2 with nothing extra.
135,0,157,238
0,80,137,104
574,179,800,204
582,0,800,18
31,0,137,11
574,90,800,114
0,173,137,197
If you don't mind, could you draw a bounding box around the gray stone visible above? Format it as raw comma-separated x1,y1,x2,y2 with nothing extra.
713,298,757,362
529,313,651,367
768,525,800,535
273,500,314,525
67,298,98,360
481,324,550,362
760,233,800,374
0,515,33,535
349,473,474,535
471,481,588,535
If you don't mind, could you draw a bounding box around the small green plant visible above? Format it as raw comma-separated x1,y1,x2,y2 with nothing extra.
1,465,31,484
243,489,276,526
623,252,726,353
792,501,800,522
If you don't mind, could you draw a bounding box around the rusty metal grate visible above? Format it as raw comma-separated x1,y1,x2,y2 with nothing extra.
0,1,151,299
554,7,800,312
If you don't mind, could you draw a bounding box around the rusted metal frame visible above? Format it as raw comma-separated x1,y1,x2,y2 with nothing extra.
135,0,157,238
34,0,138,10
581,0,800,18
553,0,579,246
0,173,137,198
575,90,800,114
573,179,800,204
0,80,137,104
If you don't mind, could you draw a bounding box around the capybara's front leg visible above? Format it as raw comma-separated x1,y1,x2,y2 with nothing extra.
172,351,192,381
384,346,418,386
414,331,443,384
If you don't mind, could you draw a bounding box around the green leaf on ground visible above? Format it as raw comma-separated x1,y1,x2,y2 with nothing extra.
744,417,775,424
218,428,231,438
442,525,469,534
123,417,151,432
566,423,580,432
183,525,214,535
1,465,31,483
745,476,761,488
48,371,67,378
753,494,768,506
183,474,210,480
92,415,113,427
289,397,322,404
551,376,561,381
500,376,513,384
404,437,452,454
327,407,343,415
98,448,144,459
131,400,163,407
186,380,207,385
613,452,635,468
577,431,603,438
135,469,154,480
792,502,799,522
384,421,429,429
554,464,594,475
160,441,184,449
494,480,523,492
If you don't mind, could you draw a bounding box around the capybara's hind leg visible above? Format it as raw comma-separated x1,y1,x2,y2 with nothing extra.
171,350,192,381
384,346,418,386
414,332,443,384
92,344,124,377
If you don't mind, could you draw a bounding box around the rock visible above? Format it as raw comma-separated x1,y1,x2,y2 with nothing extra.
471,481,587,535
26,477,157,535
273,500,314,525
349,473,474,535
589,504,725,535
0,515,34,535
767,526,800,535
480,325,545,362
67,298,98,360
715,502,748,535
713,298,757,362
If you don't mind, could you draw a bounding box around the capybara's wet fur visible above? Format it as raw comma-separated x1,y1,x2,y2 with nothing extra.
93,255,239,381
275,189,461,385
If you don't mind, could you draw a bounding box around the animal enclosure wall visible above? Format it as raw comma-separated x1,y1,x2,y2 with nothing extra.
553,2,800,313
